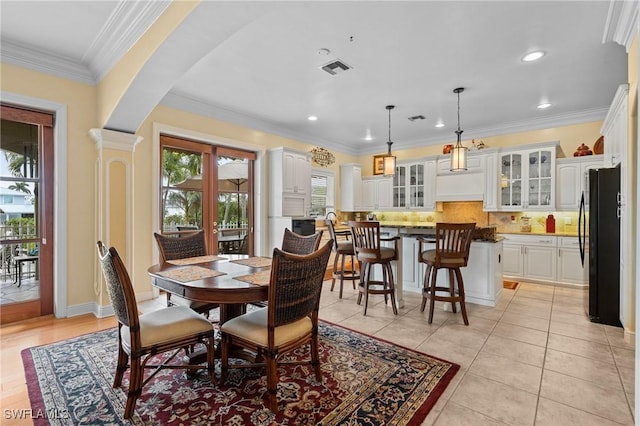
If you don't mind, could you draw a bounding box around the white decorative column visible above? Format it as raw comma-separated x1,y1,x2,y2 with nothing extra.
89,128,142,315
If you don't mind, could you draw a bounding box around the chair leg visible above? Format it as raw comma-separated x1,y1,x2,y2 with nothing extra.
311,333,321,381
448,269,457,313
350,255,357,289
363,263,371,316
330,252,339,292
339,253,347,299
124,355,143,419
113,334,128,387
206,335,216,384
266,353,279,412
386,262,398,315
420,264,431,313
455,268,469,325
428,267,438,324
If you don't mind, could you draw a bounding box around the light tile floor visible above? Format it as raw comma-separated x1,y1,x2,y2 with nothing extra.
139,279,635,425
318,280,635,426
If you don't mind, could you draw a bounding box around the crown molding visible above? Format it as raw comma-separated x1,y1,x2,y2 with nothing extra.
1,39,95,85
603,0,639,52
83,1,170,82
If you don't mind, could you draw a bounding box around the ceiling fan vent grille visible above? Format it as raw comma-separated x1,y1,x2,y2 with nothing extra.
320,59,352,75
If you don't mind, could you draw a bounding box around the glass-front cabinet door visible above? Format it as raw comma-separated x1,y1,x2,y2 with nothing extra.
500,153,523,208
392,165,407,208
526,149,553,208
408,164,425,208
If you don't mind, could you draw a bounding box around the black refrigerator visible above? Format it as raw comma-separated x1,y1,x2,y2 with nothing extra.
579,164,621,327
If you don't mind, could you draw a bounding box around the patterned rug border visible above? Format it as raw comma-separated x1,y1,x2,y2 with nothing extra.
21,320,460,425
320,320,460,425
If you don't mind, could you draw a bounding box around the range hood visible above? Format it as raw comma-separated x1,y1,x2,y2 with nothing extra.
435,171,485,202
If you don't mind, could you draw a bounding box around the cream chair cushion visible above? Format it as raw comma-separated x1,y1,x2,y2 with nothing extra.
336,241,354,253
357,247,395,262
220,307,312,347
420,249,466,267
121,306,214,351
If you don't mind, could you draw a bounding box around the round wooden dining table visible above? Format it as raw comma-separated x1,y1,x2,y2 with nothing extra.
147,256,270,323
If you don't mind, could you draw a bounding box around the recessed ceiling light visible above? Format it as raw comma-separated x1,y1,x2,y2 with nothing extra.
522,51,545,62
364,129,373,141
307,115,318,121
537,103,551,109
435,122,445,128
318,48,330,56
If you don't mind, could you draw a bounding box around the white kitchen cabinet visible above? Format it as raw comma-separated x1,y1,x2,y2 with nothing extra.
483,152,499,211
501,234,557,283
500,144,557,211
556,155,604,211
602,84,628,168
340,164,362,212
362,176,392,211
269,147,311,217
557,236,588,285
393,160,434,210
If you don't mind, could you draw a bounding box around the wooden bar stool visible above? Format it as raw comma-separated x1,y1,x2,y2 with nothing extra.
348,221,399,315
325,219,359,298
419,223,475,325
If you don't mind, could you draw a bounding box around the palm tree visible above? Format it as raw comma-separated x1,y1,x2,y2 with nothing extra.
8,182,31,194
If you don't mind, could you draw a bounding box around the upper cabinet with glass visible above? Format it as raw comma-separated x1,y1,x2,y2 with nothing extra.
392,160,436,210
500,143,557,211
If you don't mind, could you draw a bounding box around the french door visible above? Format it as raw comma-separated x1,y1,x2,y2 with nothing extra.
159,135,255,256
0,105,54,324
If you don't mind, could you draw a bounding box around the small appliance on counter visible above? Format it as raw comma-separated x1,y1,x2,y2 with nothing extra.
545,214,556,233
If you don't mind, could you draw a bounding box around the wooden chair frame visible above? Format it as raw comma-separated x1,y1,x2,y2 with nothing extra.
219,240,333,412
325,219,359,298
96,242,215,419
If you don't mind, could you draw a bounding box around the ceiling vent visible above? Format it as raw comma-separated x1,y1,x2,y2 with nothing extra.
408,115,426,121
320,59,352,75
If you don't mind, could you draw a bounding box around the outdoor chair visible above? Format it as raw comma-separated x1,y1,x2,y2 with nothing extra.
153,230,219,317
96,242,215,419
219,240,333,412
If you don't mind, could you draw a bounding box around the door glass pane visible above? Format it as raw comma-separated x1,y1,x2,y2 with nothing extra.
1,120,40,304
218,156,249,255
161,148,203,232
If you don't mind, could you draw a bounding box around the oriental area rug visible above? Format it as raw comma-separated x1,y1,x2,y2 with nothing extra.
22,322,459,425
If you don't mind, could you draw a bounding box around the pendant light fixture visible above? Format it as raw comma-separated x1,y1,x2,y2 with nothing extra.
383,105,396,176
450,87,468,172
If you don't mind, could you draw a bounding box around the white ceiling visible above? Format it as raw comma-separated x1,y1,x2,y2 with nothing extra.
0,1,628,155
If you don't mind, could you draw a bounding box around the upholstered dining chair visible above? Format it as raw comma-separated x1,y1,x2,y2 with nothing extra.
96,241,215,419
325,219,359,298
153,230,219,317
348,220,399,315
219,240,333,412
281,228,323,255
418,222,475,325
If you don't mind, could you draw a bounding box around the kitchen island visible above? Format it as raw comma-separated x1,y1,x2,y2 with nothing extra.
380,224,504,308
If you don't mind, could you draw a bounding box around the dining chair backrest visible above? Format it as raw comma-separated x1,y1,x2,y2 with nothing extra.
281,228,323,255
433,222,476,266
96,241,138,332
324,220,341,251
268,240,333,328
154,230,207,262
348,220,384,260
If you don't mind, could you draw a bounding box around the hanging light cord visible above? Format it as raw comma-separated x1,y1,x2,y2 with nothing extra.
455,88,463,143
386,105,394,154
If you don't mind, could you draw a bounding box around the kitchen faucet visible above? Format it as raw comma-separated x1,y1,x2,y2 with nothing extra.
326,211,337,221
